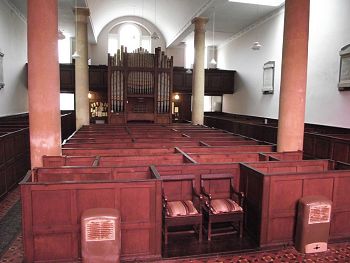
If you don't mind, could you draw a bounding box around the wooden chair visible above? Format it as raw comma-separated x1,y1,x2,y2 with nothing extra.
200,174,244,241
161,174,202,244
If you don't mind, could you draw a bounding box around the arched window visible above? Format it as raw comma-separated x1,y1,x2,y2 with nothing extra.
108,23,151,54
120,24,141,52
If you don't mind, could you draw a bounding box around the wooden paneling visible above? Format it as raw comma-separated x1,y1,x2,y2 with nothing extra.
173,67,235,95
21,179,162,262
241,160,350,248
89,65,108,92
60,64,75,93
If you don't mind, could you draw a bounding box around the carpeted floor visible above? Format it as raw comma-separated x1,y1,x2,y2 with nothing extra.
1,187,350,263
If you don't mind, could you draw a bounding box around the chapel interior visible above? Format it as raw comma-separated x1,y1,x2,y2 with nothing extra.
0,0,350,262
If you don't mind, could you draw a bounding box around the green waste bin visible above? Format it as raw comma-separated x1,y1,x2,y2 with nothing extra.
295,196,332,253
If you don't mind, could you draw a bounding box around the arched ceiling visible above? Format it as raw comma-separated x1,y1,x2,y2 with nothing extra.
10,0,284,48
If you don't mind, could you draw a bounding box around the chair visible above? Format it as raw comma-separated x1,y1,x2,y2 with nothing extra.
161,174,202,244
200,174,244,241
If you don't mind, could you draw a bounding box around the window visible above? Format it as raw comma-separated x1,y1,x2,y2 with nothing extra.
120,24,141,52
108,23,151,54
192,95,222,112
339,44,350,91
108,34,119,55
60,93,75,110
58,38,71,63
185,44,208,69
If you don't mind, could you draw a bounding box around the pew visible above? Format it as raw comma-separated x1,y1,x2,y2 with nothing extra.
240,159,350,248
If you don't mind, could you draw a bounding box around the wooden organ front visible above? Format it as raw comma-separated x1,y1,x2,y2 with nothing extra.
108,47,173,124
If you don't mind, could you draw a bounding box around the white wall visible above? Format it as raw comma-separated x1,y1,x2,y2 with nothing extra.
218,0,350,128
166,46,185,67
218,9,284,119
0,0,28,116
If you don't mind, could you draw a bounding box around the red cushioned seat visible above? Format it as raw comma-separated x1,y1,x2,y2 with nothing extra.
166,200,199,217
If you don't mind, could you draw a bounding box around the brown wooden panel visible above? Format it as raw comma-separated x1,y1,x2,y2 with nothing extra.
269,180,302,212
34,233,74,261
332,142,349,163
60,64,75,93
333,177,350,209
0,169,6,199
269,217,294,242
77,189,115,222
303,178,333,200
32,190,72,226
163,180,192,201
121,229,150,255
269,166,297,174
331,211,350,237
315,138,330,159
120,187,151,223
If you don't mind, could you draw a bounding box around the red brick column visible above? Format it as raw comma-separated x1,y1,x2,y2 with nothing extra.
28,0,61,168
277,0,310,152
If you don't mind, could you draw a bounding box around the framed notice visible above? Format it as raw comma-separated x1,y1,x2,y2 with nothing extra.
338,44,350,91
0,52,4,90
262,61,275,94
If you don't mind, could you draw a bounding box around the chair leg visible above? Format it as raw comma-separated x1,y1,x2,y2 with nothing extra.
207,219,212,241
239,219,243,238
199,222,202,243
164,225,168,245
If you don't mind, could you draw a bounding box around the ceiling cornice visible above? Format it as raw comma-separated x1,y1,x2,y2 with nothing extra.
3,0,26,24
167,0,215,48
219,4,285,49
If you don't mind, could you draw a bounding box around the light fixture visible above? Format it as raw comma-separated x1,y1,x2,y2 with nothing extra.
186,64,193,74
88,92,92,99
210,9,217,66
174,94,180,100
251,4,263,51
251,41,262,50
72,0,80,59
151,0,160,40
228,0,284,6
58,29,65,40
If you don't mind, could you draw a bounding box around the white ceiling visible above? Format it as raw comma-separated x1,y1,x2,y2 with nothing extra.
11,0,283,48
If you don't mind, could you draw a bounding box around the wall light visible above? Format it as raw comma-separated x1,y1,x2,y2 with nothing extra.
174,94,180,100
88,92,92,99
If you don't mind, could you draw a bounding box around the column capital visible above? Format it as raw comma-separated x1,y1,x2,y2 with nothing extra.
192,17,209,32
74,7,90,23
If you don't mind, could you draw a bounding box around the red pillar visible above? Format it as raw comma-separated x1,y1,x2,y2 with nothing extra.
28,0,61,168
277,0,310,152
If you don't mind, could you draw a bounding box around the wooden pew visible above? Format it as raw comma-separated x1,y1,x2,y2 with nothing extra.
21,168,162,262
239,159,350,248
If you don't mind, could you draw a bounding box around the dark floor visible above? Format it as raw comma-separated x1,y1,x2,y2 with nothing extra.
162,228,257,258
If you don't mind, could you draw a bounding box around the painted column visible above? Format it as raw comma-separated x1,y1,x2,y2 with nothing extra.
28,0,61,168
74,8,90,130
191,17,208,125
277,0,310,152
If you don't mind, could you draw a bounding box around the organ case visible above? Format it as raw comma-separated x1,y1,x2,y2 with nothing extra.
108,47,173,124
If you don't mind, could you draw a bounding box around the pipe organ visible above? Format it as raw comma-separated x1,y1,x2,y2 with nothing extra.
108,47,173,124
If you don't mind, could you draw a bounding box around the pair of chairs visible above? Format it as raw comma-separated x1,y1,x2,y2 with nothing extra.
162,174,244,244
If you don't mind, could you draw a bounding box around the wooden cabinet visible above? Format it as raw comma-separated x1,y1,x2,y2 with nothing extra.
173,67,235,95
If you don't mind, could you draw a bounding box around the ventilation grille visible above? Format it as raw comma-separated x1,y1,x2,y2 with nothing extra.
308,204,331,224
86,219,115,241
